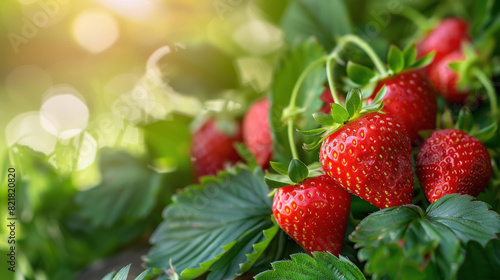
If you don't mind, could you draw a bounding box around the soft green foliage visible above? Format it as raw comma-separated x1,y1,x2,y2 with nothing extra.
351,194,500,279
144,167,276,279
458,239,500,279
255,252,366,280
101,264,154,280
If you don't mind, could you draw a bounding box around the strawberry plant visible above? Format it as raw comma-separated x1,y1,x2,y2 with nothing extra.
4,1,500,280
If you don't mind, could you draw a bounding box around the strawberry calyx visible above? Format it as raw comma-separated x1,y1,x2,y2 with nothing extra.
453,107,497,143
300,87,387,151
264,160,323,188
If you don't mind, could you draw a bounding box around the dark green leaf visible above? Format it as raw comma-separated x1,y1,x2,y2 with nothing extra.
75,151,162,228
331,103,350,123
347,61,377,85
288,159,309,183
456,107,474,132
255,252,366,280
235,143,258,169
144,168,275,280
410,52,435,69
345,89,362,117
280,0,352,50
458,239,500,280
425,194,500,246
387,45,404,73
313,112,335,126
403,44,417,68
265,174,293,188
101,264,157,280
270,39,326,164
270,161,289,176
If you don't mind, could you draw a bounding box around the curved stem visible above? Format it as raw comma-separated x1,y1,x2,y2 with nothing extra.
286,56,328,160
473,68,498,116
338,34,387,76
326,57,341,104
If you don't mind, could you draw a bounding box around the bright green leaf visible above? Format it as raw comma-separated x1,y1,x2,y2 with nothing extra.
403,44,417,68
371,85,387,105
387,45,405,73
297,127,328,136
331,103,350,123
410,52,435,69
270,161,290,176
345,89,362,117
288,159,309,183
313,112,335,126
347,61,377,85
473,121,498,143
255,252,366,280
456,107,474,132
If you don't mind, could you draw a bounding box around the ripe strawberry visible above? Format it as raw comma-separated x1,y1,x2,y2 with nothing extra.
190,119,242,180
320,113,413,209
243,99,273,168
272,175,351,255
370,70,437,145
428,52,469,104
416,129,492,203
417,17,471,69
319,88,345,114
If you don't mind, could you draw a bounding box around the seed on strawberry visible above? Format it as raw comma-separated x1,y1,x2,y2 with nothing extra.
320,113,413,209
416,129,492,203
272,175,351,255
190,119,242,180
417,17,471,70
243,99,273,168
370,70,437,145
428,51,469,104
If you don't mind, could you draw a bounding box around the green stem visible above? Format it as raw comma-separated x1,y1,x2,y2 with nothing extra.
473,68,498,116
286,56,328,160
349,212,360,227
326,57,341,104
338,34,387,76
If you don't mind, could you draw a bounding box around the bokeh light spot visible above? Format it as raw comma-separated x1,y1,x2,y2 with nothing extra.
72,10,119,53
40,94,89,139
6,112,57,155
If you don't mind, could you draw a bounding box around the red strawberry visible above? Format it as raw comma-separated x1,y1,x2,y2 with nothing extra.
320,113,413,209
243,99,273,168
272,175,351,255
370,70,437,146
190,119,242,180
428,52,469,104
416,129,492,203
417,17,471,69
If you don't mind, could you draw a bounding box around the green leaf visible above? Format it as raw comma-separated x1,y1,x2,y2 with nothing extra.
255,252,366,280
235,143,258,169
458,239,500,280
425,194,500,246
410,51,435,69
101,264,154,280
270,161,289,176
265,174,294,188
351,195,500,279
297,127,328,136
288,159,309,183
312,112,334,126
387,45,405,73
331,103,350,123
345,89,362,117
270,39,326,164
75,151,162,228
280,0,352,50
347,61,377,85
456,107,474,132
371,85,387,105
144,167,275,279
473,121,498,143
403,44,417,68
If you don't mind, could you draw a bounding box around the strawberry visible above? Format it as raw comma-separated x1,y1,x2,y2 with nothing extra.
416,17,471,69
320,88,335,114
416,129,492,203
272,175,351,255
428,51,470,104
243,99,273,168
190,119,242,180
370,70,437,145
320,112,413,209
